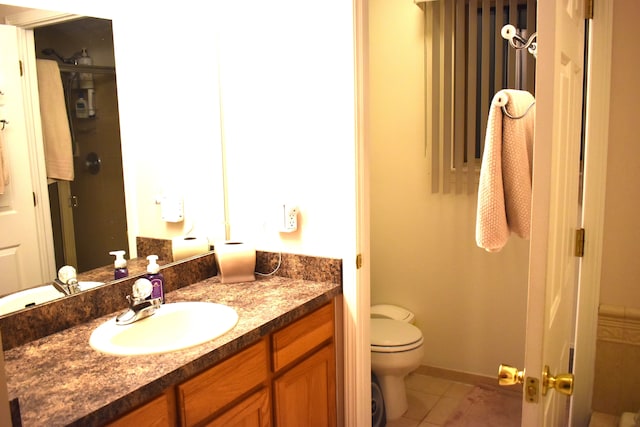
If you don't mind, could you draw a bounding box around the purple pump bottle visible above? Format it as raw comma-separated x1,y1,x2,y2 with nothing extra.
109,250,128,280
145,255,165,303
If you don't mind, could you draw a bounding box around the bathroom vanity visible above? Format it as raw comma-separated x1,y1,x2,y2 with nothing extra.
109,301,336,427
3,272,341,426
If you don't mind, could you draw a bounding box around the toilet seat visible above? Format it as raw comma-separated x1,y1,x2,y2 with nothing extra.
371,318,423,353
371,304,415,323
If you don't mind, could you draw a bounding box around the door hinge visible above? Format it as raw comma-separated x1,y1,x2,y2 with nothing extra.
575,228,585,257
356,253,363,269
585,0,594,20
19,60,23,77
32,192,37,206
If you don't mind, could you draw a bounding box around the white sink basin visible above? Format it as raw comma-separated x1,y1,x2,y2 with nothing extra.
0,285,65,315
0,281,106,316
89,302,239,356
78,281,105,291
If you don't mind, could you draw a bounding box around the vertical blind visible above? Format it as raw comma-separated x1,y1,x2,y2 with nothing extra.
424,0,537,194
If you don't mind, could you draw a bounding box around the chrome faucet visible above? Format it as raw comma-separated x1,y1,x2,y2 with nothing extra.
52,265,81,295
116,296,162,325
115,278,161,325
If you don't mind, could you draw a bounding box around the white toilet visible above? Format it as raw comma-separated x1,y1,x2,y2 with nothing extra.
370,304,424,421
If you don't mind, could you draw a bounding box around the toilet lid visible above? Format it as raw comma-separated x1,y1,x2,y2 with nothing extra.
370,318,423,352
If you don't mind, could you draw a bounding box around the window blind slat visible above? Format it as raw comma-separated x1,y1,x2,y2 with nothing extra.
494,0,504,92
453,0,466,194
480,0,491,173
428,3,440,193
526,0,536,92
442,0,454,194
466,0,478,193
507,0,518,88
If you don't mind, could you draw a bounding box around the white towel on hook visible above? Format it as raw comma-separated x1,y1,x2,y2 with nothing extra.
36,59,74,181
0,129,9,194
476,89,535,252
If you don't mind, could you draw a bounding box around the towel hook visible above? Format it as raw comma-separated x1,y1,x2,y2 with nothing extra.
0,120,8,130
494,93,535,120
502,101,536,119
501,24,537,58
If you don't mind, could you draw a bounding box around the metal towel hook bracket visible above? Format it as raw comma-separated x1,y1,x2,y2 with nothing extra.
494,93,536,120
0,120,8,130
501,24,537,59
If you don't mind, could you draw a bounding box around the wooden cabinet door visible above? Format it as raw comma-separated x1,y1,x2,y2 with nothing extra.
205,388,271,427
177,339,268,427
273,343,336,427
105,391,175,427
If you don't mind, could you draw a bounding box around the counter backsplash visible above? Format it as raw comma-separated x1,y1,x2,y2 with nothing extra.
0,251,342,351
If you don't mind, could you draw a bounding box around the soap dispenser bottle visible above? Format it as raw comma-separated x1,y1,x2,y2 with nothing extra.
109,250,128,280
78,48,94,89
75,95,88,118
145,255,165,303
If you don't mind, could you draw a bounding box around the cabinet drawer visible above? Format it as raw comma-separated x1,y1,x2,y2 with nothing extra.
272,301,334,372
178,338,268,427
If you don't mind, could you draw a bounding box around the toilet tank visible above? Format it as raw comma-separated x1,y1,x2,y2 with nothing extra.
370,304,415,323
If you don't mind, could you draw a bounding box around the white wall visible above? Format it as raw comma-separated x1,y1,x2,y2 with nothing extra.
112,8,228,251
368,0,529,377
599,0,640,309
216,0,358,260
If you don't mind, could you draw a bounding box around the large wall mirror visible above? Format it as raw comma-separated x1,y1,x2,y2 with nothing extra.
0,4,226,316
0,6,132,314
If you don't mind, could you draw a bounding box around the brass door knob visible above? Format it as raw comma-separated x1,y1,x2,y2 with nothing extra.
498,364,525,386
542,365,574,396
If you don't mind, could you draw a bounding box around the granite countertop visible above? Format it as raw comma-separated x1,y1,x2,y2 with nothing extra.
4,275,341,427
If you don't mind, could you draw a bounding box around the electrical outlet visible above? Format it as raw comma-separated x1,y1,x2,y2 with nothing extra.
280,204,298,232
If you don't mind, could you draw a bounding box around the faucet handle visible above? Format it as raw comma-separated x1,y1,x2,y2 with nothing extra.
132,278,153,302
57,265,77,283
125,294,135,308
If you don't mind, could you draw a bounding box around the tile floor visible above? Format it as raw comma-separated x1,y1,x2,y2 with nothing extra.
383,373,624,427
385,372,502,427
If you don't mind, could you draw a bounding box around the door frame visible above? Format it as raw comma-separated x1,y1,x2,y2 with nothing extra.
346,0,372,425
569,1,613,425
3,9,85,284
349,1,613,426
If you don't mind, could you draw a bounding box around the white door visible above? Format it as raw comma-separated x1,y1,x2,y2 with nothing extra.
0,24,47,295
522,0,586,425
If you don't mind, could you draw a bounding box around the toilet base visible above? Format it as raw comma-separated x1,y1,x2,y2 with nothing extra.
619,412,638,427
376,373,409,421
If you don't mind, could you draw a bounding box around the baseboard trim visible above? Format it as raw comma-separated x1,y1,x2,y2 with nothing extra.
415,365,521,394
